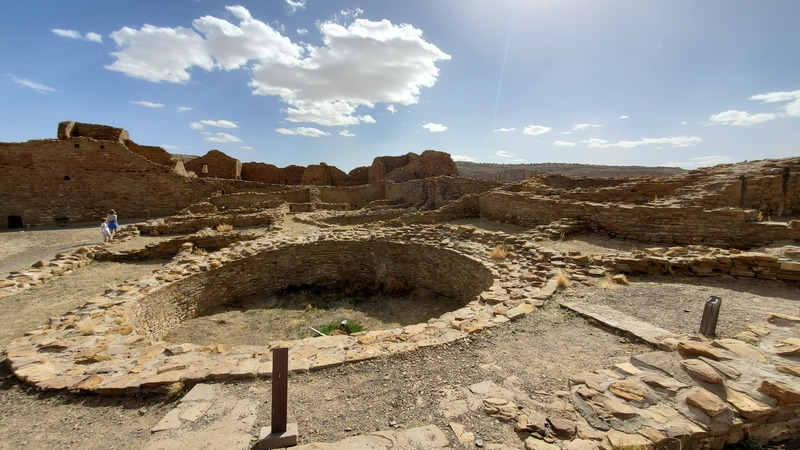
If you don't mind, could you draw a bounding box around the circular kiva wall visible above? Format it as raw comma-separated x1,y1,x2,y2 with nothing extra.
130,241,494,341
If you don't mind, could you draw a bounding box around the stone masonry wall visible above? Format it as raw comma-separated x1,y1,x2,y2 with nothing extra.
130,240,494,339
124,140,174,167
184,150,242,180
57,121,130,143
386,176,501,210
317,183,386,208
479,191,800,248
240,162,306,185
0,139,217,228
208,190,311,209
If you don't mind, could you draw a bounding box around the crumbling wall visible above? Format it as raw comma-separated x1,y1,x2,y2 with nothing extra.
478,191,799,248
386,176,499,209
184,150,241,179
57,121,130,143
301,163,352,186
240,162,305,184
0,139,216,228
208,190,311,209
381,150,458,183
317,183,386,208
124,140,174,167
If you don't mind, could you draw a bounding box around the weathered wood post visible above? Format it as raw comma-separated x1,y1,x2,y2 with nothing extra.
256,347,298,449
699,296,722,337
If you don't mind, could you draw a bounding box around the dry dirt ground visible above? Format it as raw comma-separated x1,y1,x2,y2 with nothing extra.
1,221,799,449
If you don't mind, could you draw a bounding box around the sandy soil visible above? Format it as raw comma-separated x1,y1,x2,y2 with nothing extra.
1,220,798,449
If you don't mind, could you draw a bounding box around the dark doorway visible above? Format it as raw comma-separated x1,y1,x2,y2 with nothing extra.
7,215,23,228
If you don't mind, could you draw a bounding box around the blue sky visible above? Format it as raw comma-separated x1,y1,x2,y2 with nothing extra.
1,1,798,172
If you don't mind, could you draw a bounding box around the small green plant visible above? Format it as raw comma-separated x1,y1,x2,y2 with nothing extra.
316,320,363,336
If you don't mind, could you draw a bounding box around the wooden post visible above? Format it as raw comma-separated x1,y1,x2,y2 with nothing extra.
257,347,297,449
699,296,722,337
271,347,288,433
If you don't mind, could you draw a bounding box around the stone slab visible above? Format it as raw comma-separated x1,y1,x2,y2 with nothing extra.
560,301,677,347
257,423,299,450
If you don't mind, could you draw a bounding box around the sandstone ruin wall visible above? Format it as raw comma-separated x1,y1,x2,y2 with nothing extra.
0,139,217,227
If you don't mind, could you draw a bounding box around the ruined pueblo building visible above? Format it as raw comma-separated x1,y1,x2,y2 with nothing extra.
0,122,461,229
2,121,800,449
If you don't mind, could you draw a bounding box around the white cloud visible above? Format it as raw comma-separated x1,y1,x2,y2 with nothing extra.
496,150,514,158
554,140,577,147
131,100,164,108
190,119,238,129
786,99,800,117
339,130,355,137
359,115,376,124
241,145,254,150
287,0,306,14
276,127,330,137
106,8,450,128
161,144,178,151
11,76,57,93
106,25,217,83
522,125,551,136
52,29,81,39
493,127,516,132
451,155,476,162
85,32,103,43
664,155,732,169
749,90,800,103
709,109,777,126
422,122,447,132
580,136,702,148
386,104,397,114
297,28,308,36
571,123,602,131
176,106,194,112
252,18,451,126
53,28,102,42
204,132,242,143
618,115,629,119
681,120,688,125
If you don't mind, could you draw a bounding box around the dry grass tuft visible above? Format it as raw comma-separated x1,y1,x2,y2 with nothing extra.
216,223,234,232
556,270,569,288
599,273,630,288
192,247,207,255
490,244,509,259
76,318,96,335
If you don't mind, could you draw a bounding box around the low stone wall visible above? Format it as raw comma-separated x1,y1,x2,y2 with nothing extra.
479,191,800,248
208,190,310,209
317,183,386,209
136,210,277,235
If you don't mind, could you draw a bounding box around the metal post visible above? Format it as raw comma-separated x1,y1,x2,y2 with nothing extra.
271,347,288,433
699,296,722,337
